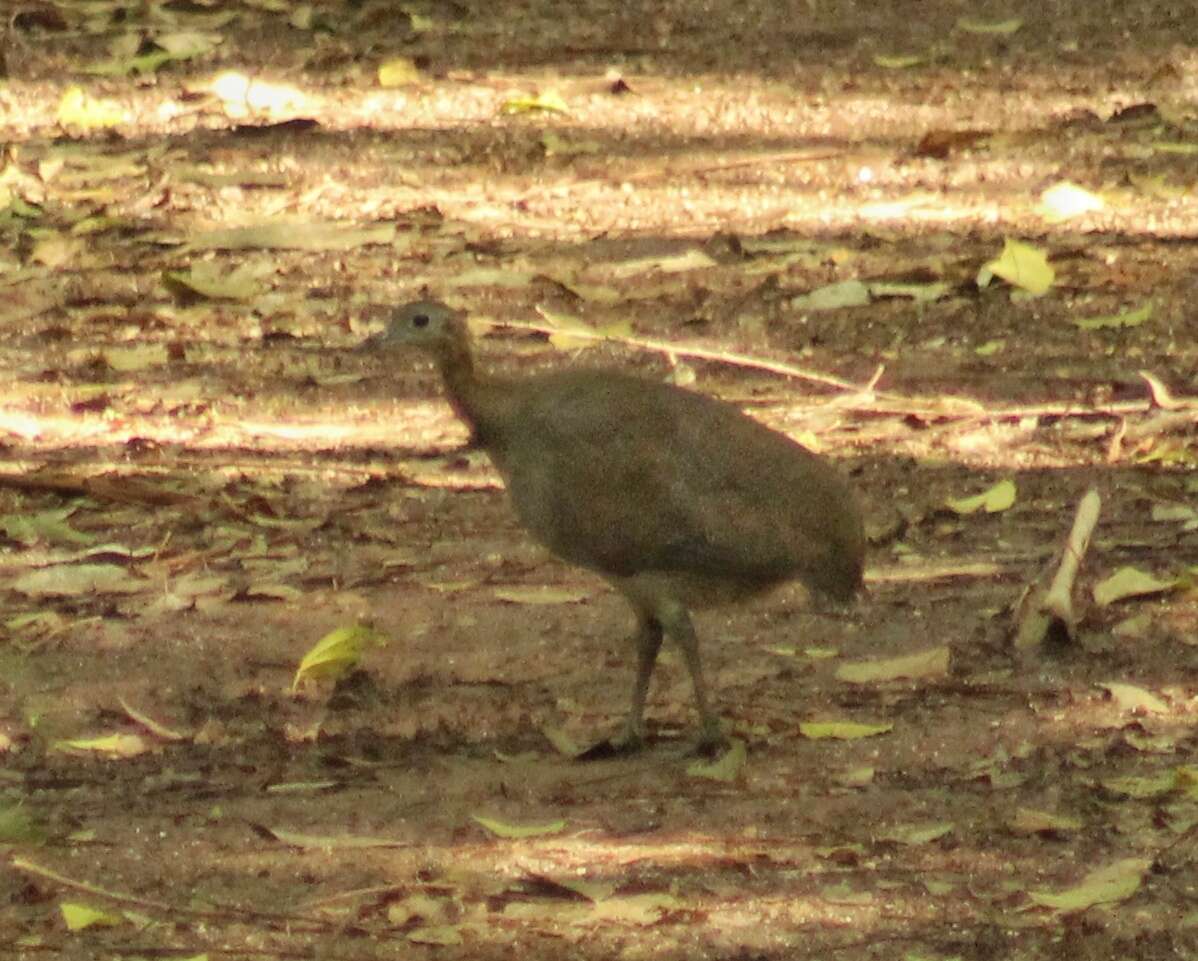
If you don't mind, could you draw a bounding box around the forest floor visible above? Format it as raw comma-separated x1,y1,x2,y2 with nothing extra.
2,1,1198,959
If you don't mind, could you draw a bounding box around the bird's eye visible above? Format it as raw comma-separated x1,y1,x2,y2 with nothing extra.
412,313,430,328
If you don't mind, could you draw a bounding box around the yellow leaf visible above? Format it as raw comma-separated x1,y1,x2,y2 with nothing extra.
61,902,124,931
1101,772,1177,799
835,646,950,684
945,479,1017,515
1093,566,1176,606
977,239,1054,295
291,624,388,690
873,53,925,69
52,734,149,758
1028,858,1150,912
57,86,127,129
1009,808,1083,834
378,57,421,87
493,585,590,604
686,738,746,781
501,90,568,114
799,720,893,739
541,725,584,757
1099,681,1168,714
408,925,463,946
1072,302,1152,330
471,815,566,838
956,16,1023,34
1151,141,1198,155
880,822,954,844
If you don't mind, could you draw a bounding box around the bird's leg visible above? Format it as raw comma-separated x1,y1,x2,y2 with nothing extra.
658,602,725,755
616,611,664,751
579,610,662,759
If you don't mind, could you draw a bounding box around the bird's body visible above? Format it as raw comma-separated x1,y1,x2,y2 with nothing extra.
362,300,865,753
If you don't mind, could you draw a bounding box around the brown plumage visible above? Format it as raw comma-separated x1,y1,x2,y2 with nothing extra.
361,300,865,753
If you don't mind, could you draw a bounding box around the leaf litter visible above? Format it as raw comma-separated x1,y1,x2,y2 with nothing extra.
2,3,1198,960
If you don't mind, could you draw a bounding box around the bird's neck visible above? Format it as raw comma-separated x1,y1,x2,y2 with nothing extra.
433,338,514,441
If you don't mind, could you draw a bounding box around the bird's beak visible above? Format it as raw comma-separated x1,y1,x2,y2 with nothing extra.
353,304,393,352
354,332,383,353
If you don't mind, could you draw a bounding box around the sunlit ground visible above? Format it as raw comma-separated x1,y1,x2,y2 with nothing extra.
2,3,1198,958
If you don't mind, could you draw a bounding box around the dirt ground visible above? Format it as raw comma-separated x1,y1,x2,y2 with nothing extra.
2,1,1198,959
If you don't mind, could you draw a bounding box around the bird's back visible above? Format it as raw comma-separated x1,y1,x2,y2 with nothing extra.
471,369,864,605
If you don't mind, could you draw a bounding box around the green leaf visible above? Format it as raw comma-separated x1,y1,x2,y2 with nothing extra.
12,564,145,598
0,803,46,845
0,507,93,547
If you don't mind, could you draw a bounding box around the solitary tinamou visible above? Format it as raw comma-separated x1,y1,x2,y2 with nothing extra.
360,300,865,755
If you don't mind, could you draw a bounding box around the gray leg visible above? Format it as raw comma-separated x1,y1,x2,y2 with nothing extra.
617,610,663,749
658,601,724,752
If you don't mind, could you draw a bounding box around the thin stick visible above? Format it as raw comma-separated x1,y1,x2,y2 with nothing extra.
1013,488,1101,651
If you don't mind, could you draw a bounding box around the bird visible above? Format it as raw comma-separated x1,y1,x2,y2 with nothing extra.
359,300,865,755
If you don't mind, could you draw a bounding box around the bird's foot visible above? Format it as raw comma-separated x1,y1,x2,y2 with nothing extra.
689,720,728,758
576,726,645,761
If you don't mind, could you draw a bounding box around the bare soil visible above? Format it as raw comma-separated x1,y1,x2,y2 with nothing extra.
2,2,1198,959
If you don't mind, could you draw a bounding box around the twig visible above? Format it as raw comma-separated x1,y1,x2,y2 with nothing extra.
1013,488,1101,651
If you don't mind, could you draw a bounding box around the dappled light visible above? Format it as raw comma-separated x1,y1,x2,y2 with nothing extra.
2,1,1197,959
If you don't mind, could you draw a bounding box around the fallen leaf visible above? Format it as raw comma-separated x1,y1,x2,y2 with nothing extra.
945,479,1017,515
687,738,746,781
791,279,872,311
292,624,389,690
57,87,127,129
378,57,421,87
1093,566,1176,605
501,90,568,114
472,815,567,839
61,903,124,931
493,585,590,604
1027,858,1150,912
12,564,145,597
835,646,950,684
956,16,1023,34
1072,302,1153,330
799,720,893,739
52,734,149,758
1099,682,1168,714
879,822,953,845
977,239,1054,296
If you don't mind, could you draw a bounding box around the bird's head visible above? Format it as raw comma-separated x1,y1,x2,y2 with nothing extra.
357,300,466,354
